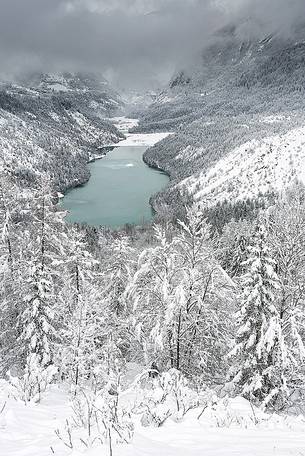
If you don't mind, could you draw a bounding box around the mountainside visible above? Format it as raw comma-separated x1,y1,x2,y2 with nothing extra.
3,8,305,456
183,123,305,207
0,73,123,191
140,23,305,128
138,23,305,213
21,72,123,118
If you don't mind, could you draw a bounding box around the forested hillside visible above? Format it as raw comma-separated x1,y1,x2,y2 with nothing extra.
0,73,123,191
2,9,305,456
138,23,305,213
2,170,305,454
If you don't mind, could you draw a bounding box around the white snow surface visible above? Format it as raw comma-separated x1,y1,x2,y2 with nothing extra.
181,125,305,207
1,379,305,456
110,117,173,147
116,132,172,147
112,117,139,134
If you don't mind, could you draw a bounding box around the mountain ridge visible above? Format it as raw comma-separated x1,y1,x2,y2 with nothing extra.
136,22,305,215
0,72,124,191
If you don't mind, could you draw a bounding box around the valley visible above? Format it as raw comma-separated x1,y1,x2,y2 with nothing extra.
2,4,305,456
61,120,170,227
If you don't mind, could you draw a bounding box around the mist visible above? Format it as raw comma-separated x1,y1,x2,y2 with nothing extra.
0,0,304,90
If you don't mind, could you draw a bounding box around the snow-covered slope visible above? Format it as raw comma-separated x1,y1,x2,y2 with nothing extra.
20,72,123,118
1,379,305,456
135,22,305,213
140,23,305,131
182,124,305,207
0,74,123,190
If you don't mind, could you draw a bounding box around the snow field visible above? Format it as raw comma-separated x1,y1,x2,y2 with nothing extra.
1,378,305,456
110,117,173,147
181,125,305,207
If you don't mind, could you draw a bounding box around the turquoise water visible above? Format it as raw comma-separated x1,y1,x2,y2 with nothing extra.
61,145,169,228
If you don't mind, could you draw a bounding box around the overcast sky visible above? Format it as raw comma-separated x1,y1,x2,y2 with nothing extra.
0,0,304,90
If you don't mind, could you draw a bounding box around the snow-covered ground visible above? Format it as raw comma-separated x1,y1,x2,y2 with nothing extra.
1,379,305,456
116,132,172,148
112,117,139,134
111,116,173,147
181,125,305,207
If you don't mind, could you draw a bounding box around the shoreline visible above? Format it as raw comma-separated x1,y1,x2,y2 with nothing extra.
60,119,172,226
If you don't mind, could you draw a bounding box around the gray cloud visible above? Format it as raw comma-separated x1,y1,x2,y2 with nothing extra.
228,0,305,38
0,0,223,89
0,0,303,90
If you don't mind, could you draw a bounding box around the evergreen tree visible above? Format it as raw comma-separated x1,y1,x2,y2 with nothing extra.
218,219,254,278
16,180,67,400
0,171,22,374
230,225,286,406
266,187,305,397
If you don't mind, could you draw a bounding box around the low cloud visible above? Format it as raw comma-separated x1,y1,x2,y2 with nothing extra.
0,0,303,90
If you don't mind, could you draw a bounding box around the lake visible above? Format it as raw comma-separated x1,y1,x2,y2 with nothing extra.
61,143,169,228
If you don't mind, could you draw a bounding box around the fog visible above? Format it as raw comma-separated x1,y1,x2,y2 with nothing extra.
0,0,303,90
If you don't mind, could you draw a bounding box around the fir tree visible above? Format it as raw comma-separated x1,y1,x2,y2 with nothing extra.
266,188,305,398
0,171,22,374
16,180,67,399
230,225,286,406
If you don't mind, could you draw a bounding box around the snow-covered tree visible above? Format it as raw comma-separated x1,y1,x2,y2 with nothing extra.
102,236,136,360
170,207,234,380
16,179,68,399
127,207,235,382
104,236,135,317
218,219,254,278
0,170,15,269
126,223,178,368
56,228,101,389
61,277,105,391
266,187,305,397
59,229,127,392
0,171,22,374
230,224,288,406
